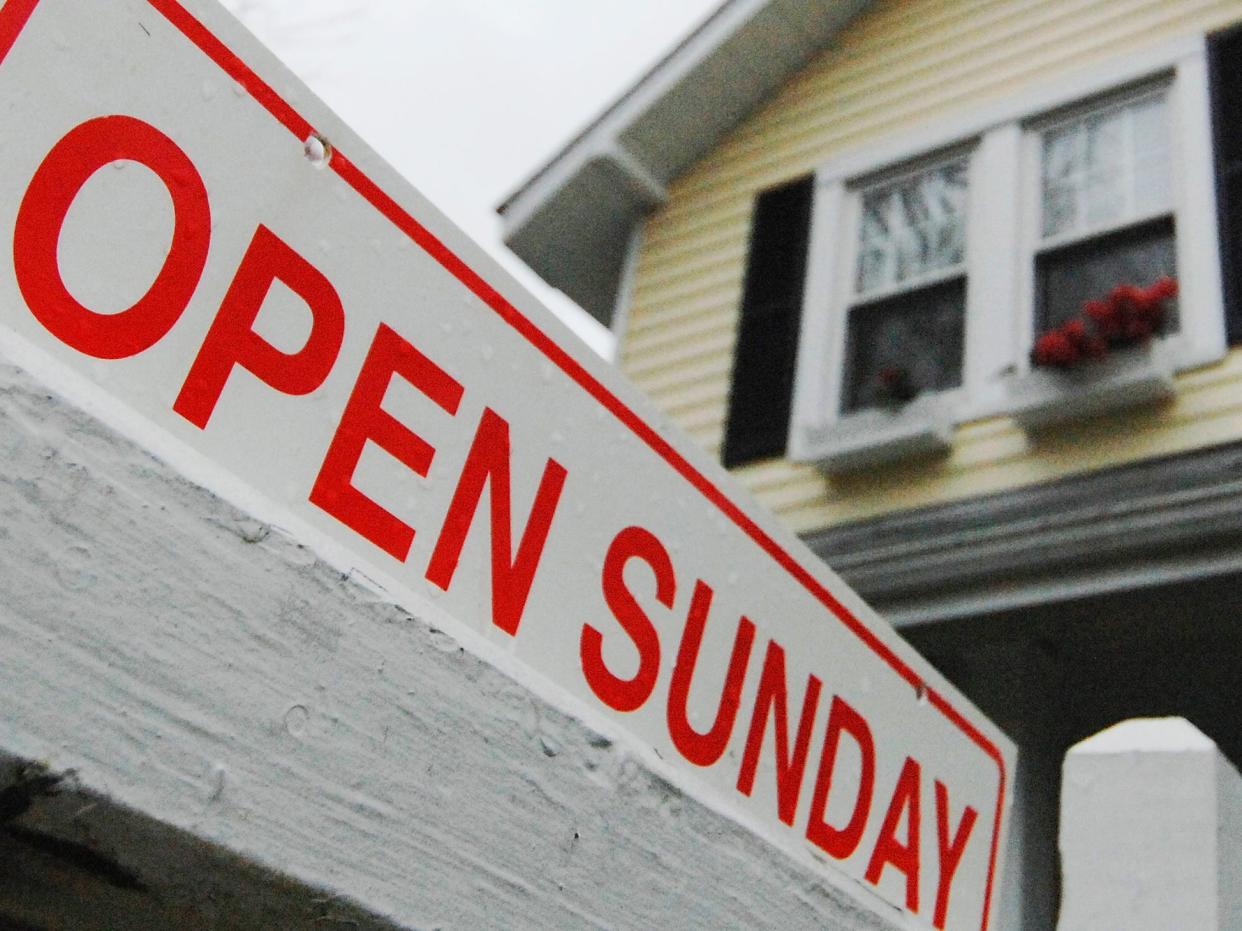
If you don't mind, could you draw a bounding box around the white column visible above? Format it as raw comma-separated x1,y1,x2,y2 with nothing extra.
1058,717,1242,930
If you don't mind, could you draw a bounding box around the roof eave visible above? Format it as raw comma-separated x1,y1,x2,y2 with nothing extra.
498,0,871,326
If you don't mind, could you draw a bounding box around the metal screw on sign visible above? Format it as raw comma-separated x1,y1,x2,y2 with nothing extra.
303,133,332,169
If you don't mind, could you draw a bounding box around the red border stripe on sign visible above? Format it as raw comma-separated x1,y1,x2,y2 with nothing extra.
0,2,1009,926
0,0,39,65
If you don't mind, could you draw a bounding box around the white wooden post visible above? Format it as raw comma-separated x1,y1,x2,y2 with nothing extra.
1058,717,1242,930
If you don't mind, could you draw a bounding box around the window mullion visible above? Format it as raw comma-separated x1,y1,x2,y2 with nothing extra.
967,122,1023,398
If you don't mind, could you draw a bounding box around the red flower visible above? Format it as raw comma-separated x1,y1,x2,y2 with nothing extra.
1123,315,1155,340
1033,276,1176,370
1110,283,1144,309
1061,318,1088,346
1033,330,1079,367
1084,299,1123,339
1060,319,1107,358
1148,276,1178,301
1083,299,1110,319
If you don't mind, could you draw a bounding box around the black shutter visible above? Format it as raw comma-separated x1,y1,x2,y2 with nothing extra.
721,175,814,468
1209,23,1242,344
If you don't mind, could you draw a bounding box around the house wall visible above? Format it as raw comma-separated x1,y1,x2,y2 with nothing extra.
619,0,1242,534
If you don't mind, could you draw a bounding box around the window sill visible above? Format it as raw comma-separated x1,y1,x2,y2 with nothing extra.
1004,340,1177,430
795,394,954,473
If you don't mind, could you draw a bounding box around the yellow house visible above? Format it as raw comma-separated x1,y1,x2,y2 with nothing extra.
501,0,1242,926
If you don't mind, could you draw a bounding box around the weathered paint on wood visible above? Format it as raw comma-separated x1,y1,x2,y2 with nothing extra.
0,360,901,931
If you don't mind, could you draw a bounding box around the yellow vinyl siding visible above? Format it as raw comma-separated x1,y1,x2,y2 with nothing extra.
620,0,1242,533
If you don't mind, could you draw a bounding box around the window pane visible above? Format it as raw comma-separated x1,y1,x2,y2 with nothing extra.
861,197,891,244
1083,109,1125,225
1085,168,1125,226
896,227,930,280
1040,92,1170,240
857,246,889,293
842,278,966,413
1042,124,1085,237
856,161,967,294
932,162,969,218
1134,148,1172,217
1132,96,1172,218
1043,125,1082,181
931,220,965,270
1043,182,1079,237
900,182,931,226
1035,217,1178,333
1085,108,1125,172
1131,96,1170,161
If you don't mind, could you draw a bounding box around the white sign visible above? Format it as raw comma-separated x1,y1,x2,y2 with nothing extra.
0,1,1014,927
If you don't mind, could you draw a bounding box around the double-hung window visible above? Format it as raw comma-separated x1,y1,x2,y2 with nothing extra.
843,160,969,413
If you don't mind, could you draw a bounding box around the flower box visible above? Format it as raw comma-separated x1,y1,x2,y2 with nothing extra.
1007,339,1176,430
797,393,954,473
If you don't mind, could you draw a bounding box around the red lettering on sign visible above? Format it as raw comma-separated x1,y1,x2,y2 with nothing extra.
580,526,673,713
806,695,876,860
865,755,923,913
12,114,210,359
666,580,756,767
310,323,463,559
424,408,567,636
174,224,344,427
934,779,978,930
736,640,823,826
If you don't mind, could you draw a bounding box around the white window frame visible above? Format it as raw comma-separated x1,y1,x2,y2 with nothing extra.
788,34,1226,468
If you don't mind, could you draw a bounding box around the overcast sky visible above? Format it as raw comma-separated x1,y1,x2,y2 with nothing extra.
218,0,722,355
